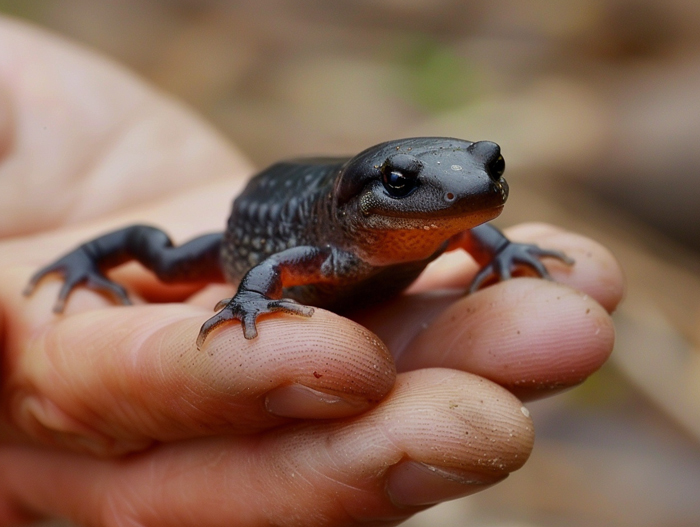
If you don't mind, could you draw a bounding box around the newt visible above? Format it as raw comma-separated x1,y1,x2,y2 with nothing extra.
25,137,572,348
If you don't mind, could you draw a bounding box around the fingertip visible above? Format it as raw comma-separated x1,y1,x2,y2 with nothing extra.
245,369,533,522
505,222,625,313
311,369,534,514
145,307,396,427
399,280,615,400
201,309,396,408
382,369,535,473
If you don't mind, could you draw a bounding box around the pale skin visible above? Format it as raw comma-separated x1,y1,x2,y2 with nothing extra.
0,17,624,527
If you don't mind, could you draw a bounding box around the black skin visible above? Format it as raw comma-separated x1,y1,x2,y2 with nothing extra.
25,137,573,348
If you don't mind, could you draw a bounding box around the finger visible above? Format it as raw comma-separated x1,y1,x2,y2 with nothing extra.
505,223,624,312
0,369,533,526
362,279,614,401
411,223,625,313
7,275,395,455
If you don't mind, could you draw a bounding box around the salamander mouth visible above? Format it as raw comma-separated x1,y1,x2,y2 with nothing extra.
360,182,507,221
432,202,505,229
418,202,505,232
360,204,505,236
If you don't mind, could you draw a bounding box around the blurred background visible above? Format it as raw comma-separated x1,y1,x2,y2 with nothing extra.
7,0,700,526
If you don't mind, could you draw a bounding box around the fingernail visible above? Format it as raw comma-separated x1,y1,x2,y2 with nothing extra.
387,461,506,507
265,384,362,419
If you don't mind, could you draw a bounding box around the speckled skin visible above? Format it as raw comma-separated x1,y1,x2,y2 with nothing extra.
221,159,344,284
26,137,572,344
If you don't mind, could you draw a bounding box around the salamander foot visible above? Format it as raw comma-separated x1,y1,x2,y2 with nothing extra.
469,242,574,293
197,290,314,348
24,249,131,312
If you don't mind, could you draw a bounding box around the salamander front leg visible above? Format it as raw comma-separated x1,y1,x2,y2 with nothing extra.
197,246,332,347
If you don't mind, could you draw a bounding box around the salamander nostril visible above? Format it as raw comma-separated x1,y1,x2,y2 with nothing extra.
445,192,455,202
487,155,506,182
467,141,505,182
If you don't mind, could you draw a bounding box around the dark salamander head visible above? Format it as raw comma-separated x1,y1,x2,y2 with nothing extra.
331,137,509,264
335,137,507,218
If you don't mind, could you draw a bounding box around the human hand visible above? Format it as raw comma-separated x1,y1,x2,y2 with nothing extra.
0,17,623,527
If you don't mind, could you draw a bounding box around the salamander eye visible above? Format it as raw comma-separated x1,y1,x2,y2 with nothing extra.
487,154,506,180
381,154,421,198
382,168,418,198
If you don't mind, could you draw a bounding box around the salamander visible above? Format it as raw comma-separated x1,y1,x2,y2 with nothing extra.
25,137,572,347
